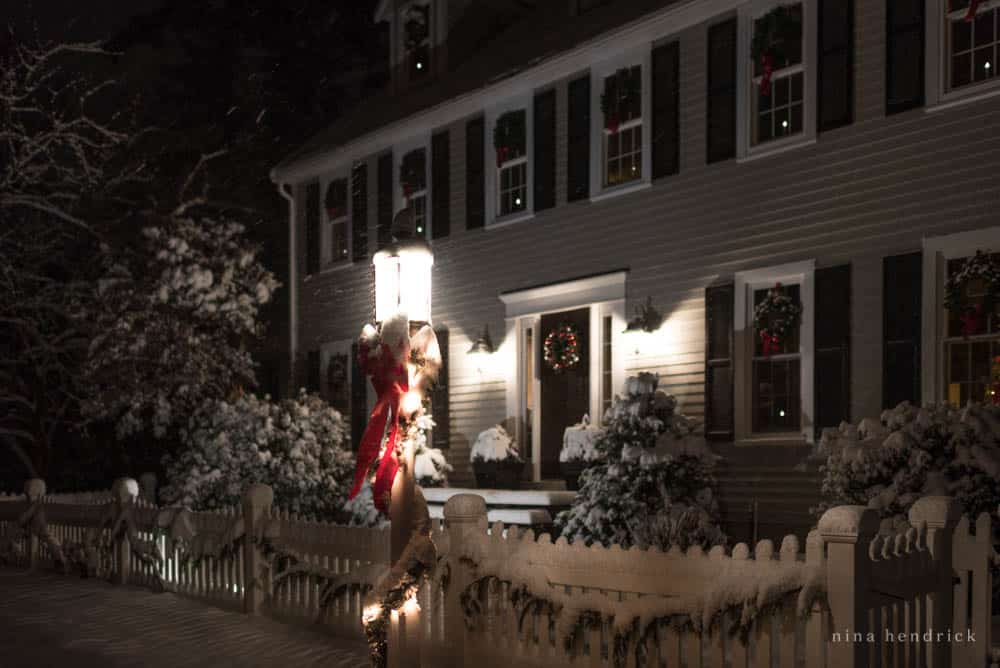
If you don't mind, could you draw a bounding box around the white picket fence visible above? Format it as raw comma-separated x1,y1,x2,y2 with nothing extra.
0,483,994,667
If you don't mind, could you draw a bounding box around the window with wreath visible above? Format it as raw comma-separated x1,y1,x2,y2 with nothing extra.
325,178,349,263
751,3,804,145
399,148,428,238
945,1,1000,91
943,251,1000,406
752,283,802,433
403,3,430,80
600,65,642,186
493,110,527,217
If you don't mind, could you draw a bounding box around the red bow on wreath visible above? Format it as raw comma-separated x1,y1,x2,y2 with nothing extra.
759,53,774,96
960,303,985,338
349,339,409,514
495,145,509,168
760,331,781,357
605,112,621,134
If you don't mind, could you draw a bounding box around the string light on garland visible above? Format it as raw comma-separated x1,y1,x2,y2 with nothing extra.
753,282,802,357
543,324,582,373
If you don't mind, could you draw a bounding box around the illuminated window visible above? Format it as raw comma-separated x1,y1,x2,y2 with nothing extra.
494,109,528,218
752,284,801,433
944,253,1000,405
399,148,428,238
602,65,643,186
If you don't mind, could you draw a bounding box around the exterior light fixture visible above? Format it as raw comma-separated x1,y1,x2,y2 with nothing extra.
373,208,434,324
623,296,663,334
467,325,494,372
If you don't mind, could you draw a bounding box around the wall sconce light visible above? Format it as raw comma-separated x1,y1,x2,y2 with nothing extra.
467,326,494,372
624,296,663,334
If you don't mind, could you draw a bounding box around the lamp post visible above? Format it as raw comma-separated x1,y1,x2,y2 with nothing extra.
372,207,434,563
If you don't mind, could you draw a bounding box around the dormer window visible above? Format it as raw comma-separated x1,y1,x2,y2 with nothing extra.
601,66,643,186
493,110,528,217
404,3,430,80
399,148,428,238
325,178,349,263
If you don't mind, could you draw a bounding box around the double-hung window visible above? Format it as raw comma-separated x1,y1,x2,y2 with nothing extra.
402,3,431,81
602,65,643,186
494,110,528,217
752,284,802,432
751,3,804,145
945,1,1000,91
325,178,349,264
399,148,429,238
943,252,1000,405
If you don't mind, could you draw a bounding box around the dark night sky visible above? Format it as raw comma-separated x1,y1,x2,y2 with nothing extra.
9,0,165,41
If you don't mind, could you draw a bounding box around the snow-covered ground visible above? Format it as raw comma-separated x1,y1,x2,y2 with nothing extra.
0,569,367,667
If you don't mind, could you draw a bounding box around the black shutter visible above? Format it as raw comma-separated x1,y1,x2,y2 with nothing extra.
306,350,321,393
652,41,680,179
533,89,556,211
707,18,737,164
431,130,450,238
465,116,485,229
377,152,393,249
305,182,320,276
567,74,591,202
350,342,368,452
430,328,449,449
883,252,922,409
814,264,852,437
886,0,925,115
818,0,854,131
351,162,368,262
705,283,734,440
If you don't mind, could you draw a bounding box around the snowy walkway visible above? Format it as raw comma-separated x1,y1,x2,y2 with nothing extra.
0,569,369,668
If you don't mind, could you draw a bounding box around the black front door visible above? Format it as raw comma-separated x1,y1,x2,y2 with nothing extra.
539,308,590,478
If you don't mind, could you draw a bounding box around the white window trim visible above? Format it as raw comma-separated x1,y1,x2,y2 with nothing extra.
501,271,627,481
925,0,1000,112
320,172,352,270
393,136,432,237
921,225,1000,404
736,0,817,162
590,47,652,199
486,97,533,226
734,259,815,444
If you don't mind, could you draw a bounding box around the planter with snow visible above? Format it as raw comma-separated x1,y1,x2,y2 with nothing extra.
559,414,604,491
470,425,524,489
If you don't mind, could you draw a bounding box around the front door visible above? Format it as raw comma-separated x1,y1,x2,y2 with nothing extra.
539,308,590,478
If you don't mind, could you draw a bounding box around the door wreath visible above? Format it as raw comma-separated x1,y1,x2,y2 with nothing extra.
543,324,581,373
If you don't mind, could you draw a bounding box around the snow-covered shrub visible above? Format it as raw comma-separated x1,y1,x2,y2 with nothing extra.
559,415,604,464
408,414,452,487
816,401,1000,524
160,391,353,519
556,373,724,551
470,425,521,463
84,216,279,439
342,481,389,528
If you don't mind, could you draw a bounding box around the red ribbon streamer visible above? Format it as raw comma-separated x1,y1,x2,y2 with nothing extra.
349,341,409,514
495,145,509,168
759,53,774,96
605,112,620,134
965,0,982,22
960,303,984,338
760,331,781,357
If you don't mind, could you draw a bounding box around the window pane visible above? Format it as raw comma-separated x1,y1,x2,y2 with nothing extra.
791,72,803,101
774,76,789,107
950,342,968,384
974,47,995,82
972,341,991,381
975,11,995,45
753,358,800,432
953,51,973,89
953,18,972,54
790,103,803,134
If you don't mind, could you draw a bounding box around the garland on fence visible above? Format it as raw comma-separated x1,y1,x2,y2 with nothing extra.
750,5,802,95
543,323,581,372
492,110,526,167
944,250,1000,337
600,67,640,133
753,282,801,357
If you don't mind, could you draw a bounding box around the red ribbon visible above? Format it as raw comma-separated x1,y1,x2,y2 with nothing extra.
349,341,409,514
326,206,344,220
960,303,985,337
759,53,774,96
495,145,509,168
965,0,982,22
605,112,620,134
760,331,781,357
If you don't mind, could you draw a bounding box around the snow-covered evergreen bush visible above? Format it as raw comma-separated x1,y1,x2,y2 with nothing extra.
556,373,724,551
161,391,353,519
816,401,1000,524
470,425,521,463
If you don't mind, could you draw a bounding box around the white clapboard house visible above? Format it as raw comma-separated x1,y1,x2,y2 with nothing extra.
270,0,1000,539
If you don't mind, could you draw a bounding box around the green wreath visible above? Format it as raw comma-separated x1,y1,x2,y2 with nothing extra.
543,324,581,373
750,5,802,68
753,283,802,348
599,67,640,131
944,250,1000,313
404,5,429,51
492,110,526,165
399,149,425,195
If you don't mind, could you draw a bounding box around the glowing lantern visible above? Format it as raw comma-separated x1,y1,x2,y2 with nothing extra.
373,210,434,324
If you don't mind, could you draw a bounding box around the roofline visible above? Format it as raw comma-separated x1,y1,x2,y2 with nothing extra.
270,0,735,185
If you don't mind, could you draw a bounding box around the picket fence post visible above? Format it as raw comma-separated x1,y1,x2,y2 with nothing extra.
442,493,487,667
24,478,46,571
242,483,274,615
818,504,879,668
908,496,961,668
111,477,139,585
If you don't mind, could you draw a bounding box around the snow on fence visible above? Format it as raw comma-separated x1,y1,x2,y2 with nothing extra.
390,494,994,668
